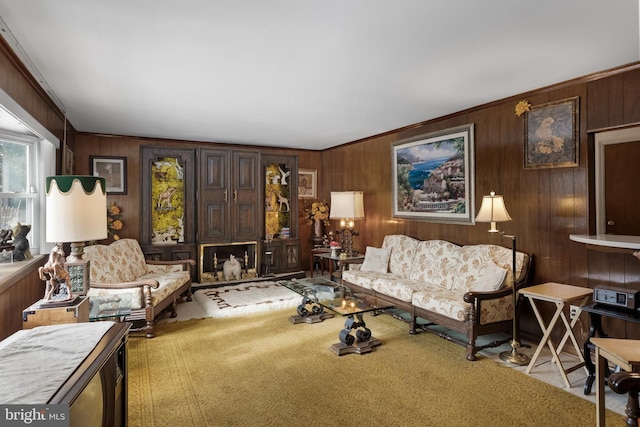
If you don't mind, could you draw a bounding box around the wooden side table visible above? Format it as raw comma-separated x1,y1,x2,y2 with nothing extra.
591,338,640,427
520,282,592,388
315,252,365,284
23,296,90,329
310,248,332,277
581,303,640,395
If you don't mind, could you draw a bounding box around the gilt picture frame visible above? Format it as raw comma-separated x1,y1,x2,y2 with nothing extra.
91,156,127,194
524,97,579,169
392,124,475,224
298,169,317,199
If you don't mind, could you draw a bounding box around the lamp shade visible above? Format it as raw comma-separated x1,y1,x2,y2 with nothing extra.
475,191,512,232
329,191,365,219
45,176,108,243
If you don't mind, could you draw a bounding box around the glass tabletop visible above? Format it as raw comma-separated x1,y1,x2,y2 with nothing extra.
280,277,393,316
89,294,133,321
313,252,365,262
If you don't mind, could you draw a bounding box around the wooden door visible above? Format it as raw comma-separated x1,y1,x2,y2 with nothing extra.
232,150,260,242
604,141,640,235
198,148,230,242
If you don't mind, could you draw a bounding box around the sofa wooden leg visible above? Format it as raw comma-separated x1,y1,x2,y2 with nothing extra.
145,322,155,339
466,344,477,361
170,301,178,318
409,317,418,335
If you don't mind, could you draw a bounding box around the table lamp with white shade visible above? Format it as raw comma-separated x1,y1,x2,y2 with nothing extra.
44,176,107,298
329,191,364,257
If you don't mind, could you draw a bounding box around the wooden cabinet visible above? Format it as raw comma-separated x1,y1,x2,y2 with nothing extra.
140,145,301,281
140,146,197,281
140,146,196,246
198,148,261,243
22,296,90,328
262,154,300,273
264,238,301,273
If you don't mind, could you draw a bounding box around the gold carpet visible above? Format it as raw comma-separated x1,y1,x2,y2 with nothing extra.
127,309,625,427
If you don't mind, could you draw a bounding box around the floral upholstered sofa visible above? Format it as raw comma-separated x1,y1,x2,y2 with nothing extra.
342,235,533,360
84,238,195,338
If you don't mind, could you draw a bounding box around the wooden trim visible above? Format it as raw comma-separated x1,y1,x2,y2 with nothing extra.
587,121,640,134
341,61,640,149
0,36,67,122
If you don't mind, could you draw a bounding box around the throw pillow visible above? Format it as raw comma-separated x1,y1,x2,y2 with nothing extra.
360,246,391,274
472,260,508,291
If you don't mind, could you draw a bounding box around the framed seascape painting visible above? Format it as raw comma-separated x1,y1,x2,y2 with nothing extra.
91,156,127,194
298,169,317,199
524,97,579,169
392,124,475,224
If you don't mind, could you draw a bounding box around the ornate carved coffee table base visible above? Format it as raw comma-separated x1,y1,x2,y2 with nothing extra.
288,312,333,324
330,338,382,355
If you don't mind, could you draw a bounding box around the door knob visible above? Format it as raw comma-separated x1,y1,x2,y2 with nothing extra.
607,220,615,226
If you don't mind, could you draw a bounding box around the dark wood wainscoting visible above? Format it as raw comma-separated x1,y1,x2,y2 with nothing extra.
0,256,47,340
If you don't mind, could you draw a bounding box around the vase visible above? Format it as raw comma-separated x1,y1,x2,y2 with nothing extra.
311,219,324,247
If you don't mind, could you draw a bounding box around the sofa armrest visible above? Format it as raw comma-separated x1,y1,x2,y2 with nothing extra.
146,259,195,272
90,280,160,310
90,279,160,290
463,287,512,304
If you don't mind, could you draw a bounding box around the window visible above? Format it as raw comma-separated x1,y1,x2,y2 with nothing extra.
0,89,58,257
0,131,50,255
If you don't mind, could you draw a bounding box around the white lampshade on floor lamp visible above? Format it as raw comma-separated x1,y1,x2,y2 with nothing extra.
329,191,364,256
475,191,530,366
45,176,107,298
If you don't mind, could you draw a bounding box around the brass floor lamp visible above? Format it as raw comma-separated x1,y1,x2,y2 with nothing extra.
475,191,530,366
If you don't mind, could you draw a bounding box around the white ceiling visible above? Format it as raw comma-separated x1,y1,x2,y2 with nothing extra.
0,0,638,150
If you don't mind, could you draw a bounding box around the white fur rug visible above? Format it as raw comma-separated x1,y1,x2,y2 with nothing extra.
193,281,301,318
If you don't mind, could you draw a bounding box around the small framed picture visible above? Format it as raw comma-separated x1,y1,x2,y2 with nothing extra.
298,169,317,199
63,146,74,175
91,156,127,194
524,97,579,169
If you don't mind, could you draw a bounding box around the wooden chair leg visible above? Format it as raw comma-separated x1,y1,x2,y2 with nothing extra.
608,371,640,427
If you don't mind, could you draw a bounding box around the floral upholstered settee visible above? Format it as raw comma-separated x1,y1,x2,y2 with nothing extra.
84,238,195,338
342,235,533,361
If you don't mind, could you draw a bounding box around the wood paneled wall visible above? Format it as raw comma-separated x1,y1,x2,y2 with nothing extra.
73,135,323,261
1,26,639,343
0,257,46,340
320,63,640,339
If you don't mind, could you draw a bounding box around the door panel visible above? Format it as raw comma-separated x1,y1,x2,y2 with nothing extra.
604,141,640,235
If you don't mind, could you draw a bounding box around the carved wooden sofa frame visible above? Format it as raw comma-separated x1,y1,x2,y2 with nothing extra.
341,235,533,361
84,238,195,338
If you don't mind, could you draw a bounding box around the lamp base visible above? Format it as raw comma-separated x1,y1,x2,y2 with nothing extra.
499,341,530,366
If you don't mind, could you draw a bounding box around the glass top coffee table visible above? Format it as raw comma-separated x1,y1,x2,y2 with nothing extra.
280,277,394,355
89,294,132,322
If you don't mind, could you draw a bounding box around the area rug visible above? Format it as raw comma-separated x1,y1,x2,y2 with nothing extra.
128,309,625,427
193,281,301,317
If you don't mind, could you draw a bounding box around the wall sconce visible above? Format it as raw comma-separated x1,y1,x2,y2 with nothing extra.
475,191,529,366
329,191,364,257
45,176,107,298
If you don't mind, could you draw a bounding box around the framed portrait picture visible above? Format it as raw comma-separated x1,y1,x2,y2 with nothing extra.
63,146,74,175
392,124,475,224
90,156,127,194
298,169,317,199
524,97,579,169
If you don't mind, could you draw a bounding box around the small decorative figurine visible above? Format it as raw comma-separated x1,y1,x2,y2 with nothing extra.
12,223,32,261
38,243,72,301
0,228,12,247
223,254,242,281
